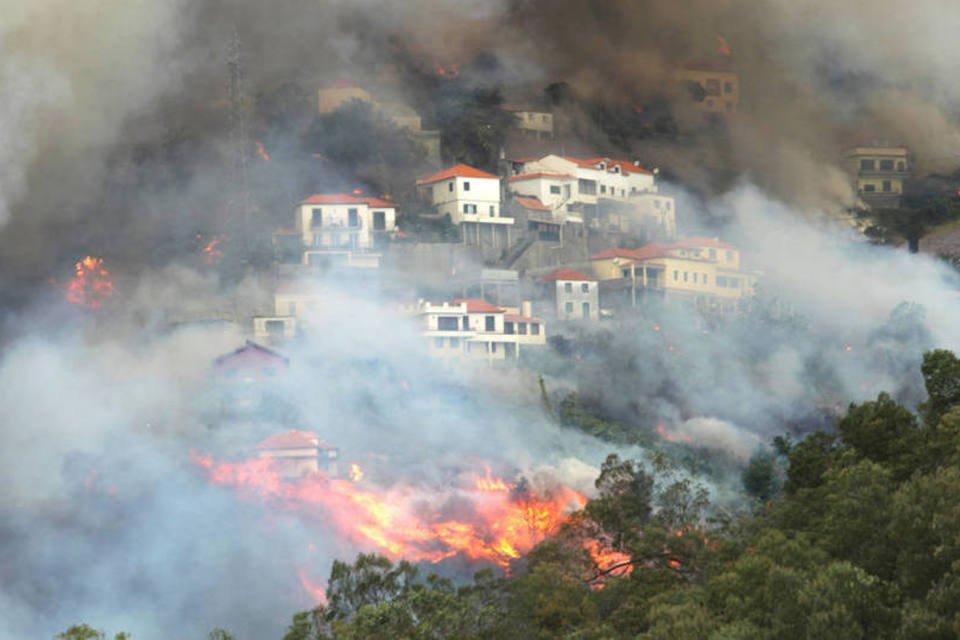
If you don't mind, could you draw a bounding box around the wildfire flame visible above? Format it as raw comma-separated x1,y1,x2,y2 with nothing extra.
198,235,225,265
716,34,732,57
255,141,270,162
192,453,586,568
655,424,693,444
297,568,328,607
349,463,364,483
434,62,460,79
65,256,113,309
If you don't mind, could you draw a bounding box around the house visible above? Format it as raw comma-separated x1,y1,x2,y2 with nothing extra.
416,163,515,251
502,104,555,140
590,237,756,313
674,60,739,114
317,80,441,163
214,341,290,415
256,430,340,479
540,268,599,321
506,155,670,237
414,298,546,361
295,192,396,267
252,279,325,343
842,141,910,209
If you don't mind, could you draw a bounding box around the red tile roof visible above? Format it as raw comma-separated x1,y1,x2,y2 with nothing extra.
301,193,395,208
563,156,654,176
416,163,498,185
507,172,574,183
541,268,594,282
452,298,505,313
514,196,551,212
591,239,734,262
257,430,334,450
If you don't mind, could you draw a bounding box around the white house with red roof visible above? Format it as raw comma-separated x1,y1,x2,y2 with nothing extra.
507,154,674,240
414,297,546,360
540,268,599,321
297,192,396,254
256,430,340,479
416,163,514,250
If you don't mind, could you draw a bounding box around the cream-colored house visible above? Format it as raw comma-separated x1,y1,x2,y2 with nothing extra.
414,298,546,361
256,430,340,479
842,142,910,209
502,105,555,139
296,193,396,255
591,237,756,313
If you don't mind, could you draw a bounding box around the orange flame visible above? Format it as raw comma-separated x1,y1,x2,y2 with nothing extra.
655,424,693,444
349,464,364,483
255,141,270,162
476,465,510,492
193,452,586,568
65,256,113,309
434,62,460,79
297,568,328,607
199,235,225,265
716,34,732,57
584,539,633,587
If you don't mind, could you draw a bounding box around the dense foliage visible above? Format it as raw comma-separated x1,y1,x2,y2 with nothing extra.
61,349,960,639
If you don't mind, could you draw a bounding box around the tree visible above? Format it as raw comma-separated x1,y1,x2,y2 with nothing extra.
920,349,960,427
742,450,781,502
54,626,129,640
837,392,921,479
583,454,654,550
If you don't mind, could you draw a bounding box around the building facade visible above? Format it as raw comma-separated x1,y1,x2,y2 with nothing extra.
842,143,910,209
540,268,599,321
414,298,546,361
416,164,514,250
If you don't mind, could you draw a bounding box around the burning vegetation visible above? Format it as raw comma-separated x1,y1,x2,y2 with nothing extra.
64,256,113,309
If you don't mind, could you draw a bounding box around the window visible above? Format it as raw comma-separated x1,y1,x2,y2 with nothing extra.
462,316,470,330
693,273,698,283
683,272,688,282
600,184,607,194
716,276,728,287
621,189,625,197
505,322,514,335
897,161,905,171
434,337,444,348
485,315,495,331
489,205,495,217
578,179,597,195
582,302,590,318
673,270,679,281
705,78,720,96
703,274,709,285
724,81,734,94
490,342,497,353
879,159,894,171
549,185,561,195
728,278,740,288
265,320,285,337
438,316,459,331
531,323,540,335
348,208,359,228
425,186,433,199
463,204,477,214
581,283,589,293
564,282,573,293
709,248,716,259
565,301,574,314
373,211,386,230
448,181,454,192
860,159,876,171
464,181,471,191
541,114,549,123
311,208,322,227
883,180,892,192
863,184,876,192
519,322,527,335
621,268,631,278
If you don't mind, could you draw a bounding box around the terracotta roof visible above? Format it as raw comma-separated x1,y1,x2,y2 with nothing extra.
504,314,542,323
257,430,333,450
514,196,551,212
541,268,595,282
301,193,395,208
591,248,645,261
452,298,505,313
507,172,574,182
416,163,498,185
561,156,653,176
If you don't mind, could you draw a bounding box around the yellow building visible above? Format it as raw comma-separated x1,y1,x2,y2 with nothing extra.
674,62,739,114
590,237,755,313
842,142,910,209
